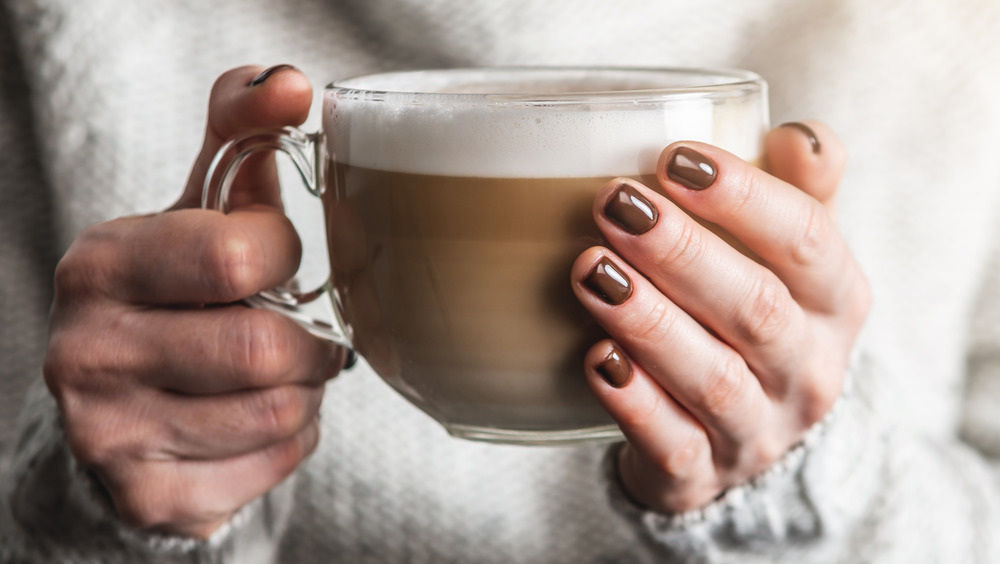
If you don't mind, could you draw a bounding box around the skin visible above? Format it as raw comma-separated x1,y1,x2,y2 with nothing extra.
44,66,349,538
573,121,869,513
44,64,867,536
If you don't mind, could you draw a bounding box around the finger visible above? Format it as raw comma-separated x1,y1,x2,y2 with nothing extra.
572,248,768,444
63,205,301,305
80,302,343,393
156,384,326,460
64,382,326,463
656,142,866,315
764,121,846,212
106,418,320,537
593,177,810,393
173,64,313,210
584,340,716,509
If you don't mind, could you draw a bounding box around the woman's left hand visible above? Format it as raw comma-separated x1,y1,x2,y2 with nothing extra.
572,122,870,513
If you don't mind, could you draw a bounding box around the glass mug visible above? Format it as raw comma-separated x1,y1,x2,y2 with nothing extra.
203,67,768,445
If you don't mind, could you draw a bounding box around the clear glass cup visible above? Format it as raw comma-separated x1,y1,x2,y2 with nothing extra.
203,67,769,445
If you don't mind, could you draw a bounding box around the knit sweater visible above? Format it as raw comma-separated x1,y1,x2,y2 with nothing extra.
3,0,1000,562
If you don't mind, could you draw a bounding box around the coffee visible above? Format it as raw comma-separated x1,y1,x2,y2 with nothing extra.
325,165,657,432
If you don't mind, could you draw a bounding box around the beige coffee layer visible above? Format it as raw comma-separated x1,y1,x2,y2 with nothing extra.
325,164,629,430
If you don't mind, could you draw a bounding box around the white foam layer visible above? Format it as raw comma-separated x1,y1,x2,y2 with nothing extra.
323,72,768,178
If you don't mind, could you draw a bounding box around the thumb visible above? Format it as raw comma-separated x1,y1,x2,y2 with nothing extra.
764,121,846,215
173,64,313,210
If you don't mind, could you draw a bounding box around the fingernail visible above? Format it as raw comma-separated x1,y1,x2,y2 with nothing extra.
780,122,822,154
584,256,633,305
597,345,632,388
249,64,298,87
666,146,717,191
343,348,358,370
604,182,658,235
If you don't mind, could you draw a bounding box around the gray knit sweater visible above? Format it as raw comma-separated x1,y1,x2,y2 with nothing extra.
3,0,1000,562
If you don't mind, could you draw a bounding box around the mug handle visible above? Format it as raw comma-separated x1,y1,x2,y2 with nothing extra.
201,126,352,347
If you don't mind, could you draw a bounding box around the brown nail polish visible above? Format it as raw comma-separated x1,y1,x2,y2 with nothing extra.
780,122,822,154
604,183,658,235
666,146,717,191
343,348,358,370
249,64,298,87
584,257,633,305
597,345,632,388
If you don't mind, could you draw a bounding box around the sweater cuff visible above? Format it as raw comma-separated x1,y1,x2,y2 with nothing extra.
604,356,883,557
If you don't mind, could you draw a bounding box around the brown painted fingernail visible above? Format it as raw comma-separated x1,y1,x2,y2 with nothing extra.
780,122,822,154
249,64,298,87
343,348,358,370
584,257,633,305
666,146,717,191
597,345,632,388
604,183,658,235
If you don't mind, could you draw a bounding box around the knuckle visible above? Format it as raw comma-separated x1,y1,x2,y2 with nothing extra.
303,421,321,457
43,333,78,396
53,226,118,298
44,312,138,394
657,432,707,480
699,354,749,416
616,392,666,432
251,430,311,485
114,481,168,529
64,413,133,471
52,253,88,297
229,310,295,384
43,329,101,396
629,301,675,345
797,370,843,426
653,219,704,272
202,228,262,302
167,481,226,528
247,386,305,438
65,427,108,468
735,279,793,347
45,336,144,470
115,468,227,532
266,426,313,474
790,203,835,268
747,437,786,472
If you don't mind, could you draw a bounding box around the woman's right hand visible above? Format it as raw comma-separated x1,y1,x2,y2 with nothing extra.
43,65,349,539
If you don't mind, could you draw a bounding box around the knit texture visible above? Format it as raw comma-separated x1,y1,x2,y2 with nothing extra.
3,0,1000,562
0,1,55,472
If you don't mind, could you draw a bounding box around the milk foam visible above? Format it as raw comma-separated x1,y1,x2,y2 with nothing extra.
324,69,768,178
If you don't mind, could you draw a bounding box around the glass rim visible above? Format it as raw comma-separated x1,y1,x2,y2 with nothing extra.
325,66,765,107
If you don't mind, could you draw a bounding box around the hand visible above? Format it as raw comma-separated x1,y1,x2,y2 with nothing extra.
43,65,350,538
573,122,869,513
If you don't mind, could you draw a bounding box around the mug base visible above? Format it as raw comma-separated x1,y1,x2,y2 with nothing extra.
443,423,623,446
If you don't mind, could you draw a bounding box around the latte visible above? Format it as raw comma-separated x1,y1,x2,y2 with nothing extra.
320,68,767,441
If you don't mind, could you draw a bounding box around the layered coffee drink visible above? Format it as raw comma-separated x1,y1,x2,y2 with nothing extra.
322,68,768,442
